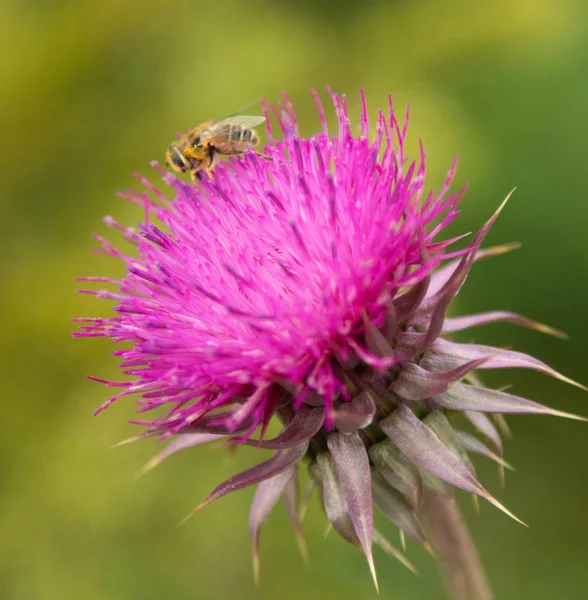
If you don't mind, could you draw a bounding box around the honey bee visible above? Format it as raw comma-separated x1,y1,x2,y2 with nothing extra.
165,115,266,183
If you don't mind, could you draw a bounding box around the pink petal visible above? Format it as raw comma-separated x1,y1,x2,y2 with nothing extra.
434,382,586,420
239,406,324,449
369,439,422,509
249,466,296,583
332,391,376,433
371,469,427,544
442,310,566,339
391,356,491,401
183,441,309,522
426,241,520,300
136,433,224,478
380,404,525,524
326,432,378,591
425,338,586,391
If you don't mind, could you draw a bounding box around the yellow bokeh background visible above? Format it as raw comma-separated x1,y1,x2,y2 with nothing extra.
2,1,587,599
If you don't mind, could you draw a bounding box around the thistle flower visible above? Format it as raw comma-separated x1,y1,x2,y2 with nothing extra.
75,88,584,594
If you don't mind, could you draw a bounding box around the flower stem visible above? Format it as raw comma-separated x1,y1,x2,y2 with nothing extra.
419,486,494,600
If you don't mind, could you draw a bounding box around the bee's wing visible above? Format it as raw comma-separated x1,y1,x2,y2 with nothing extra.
205,116,266,153
212,115,266,129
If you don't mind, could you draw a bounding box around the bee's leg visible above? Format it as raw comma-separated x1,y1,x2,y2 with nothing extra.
189,158,206,184
190,166,204,184
204,148,216,179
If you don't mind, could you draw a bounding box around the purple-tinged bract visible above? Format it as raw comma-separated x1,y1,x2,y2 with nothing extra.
75,87,584,585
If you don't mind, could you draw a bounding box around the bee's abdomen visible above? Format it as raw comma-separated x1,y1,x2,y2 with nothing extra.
230,127,254,143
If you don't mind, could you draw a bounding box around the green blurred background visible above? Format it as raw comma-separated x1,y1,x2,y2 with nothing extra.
2,0,587,598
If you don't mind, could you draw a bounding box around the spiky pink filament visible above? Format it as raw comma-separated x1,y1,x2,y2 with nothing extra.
75,88,466,436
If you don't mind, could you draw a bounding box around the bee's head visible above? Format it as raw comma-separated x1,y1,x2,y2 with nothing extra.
166,145,189,173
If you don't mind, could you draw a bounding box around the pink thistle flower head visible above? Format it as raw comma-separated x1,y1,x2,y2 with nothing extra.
75,87,585,587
